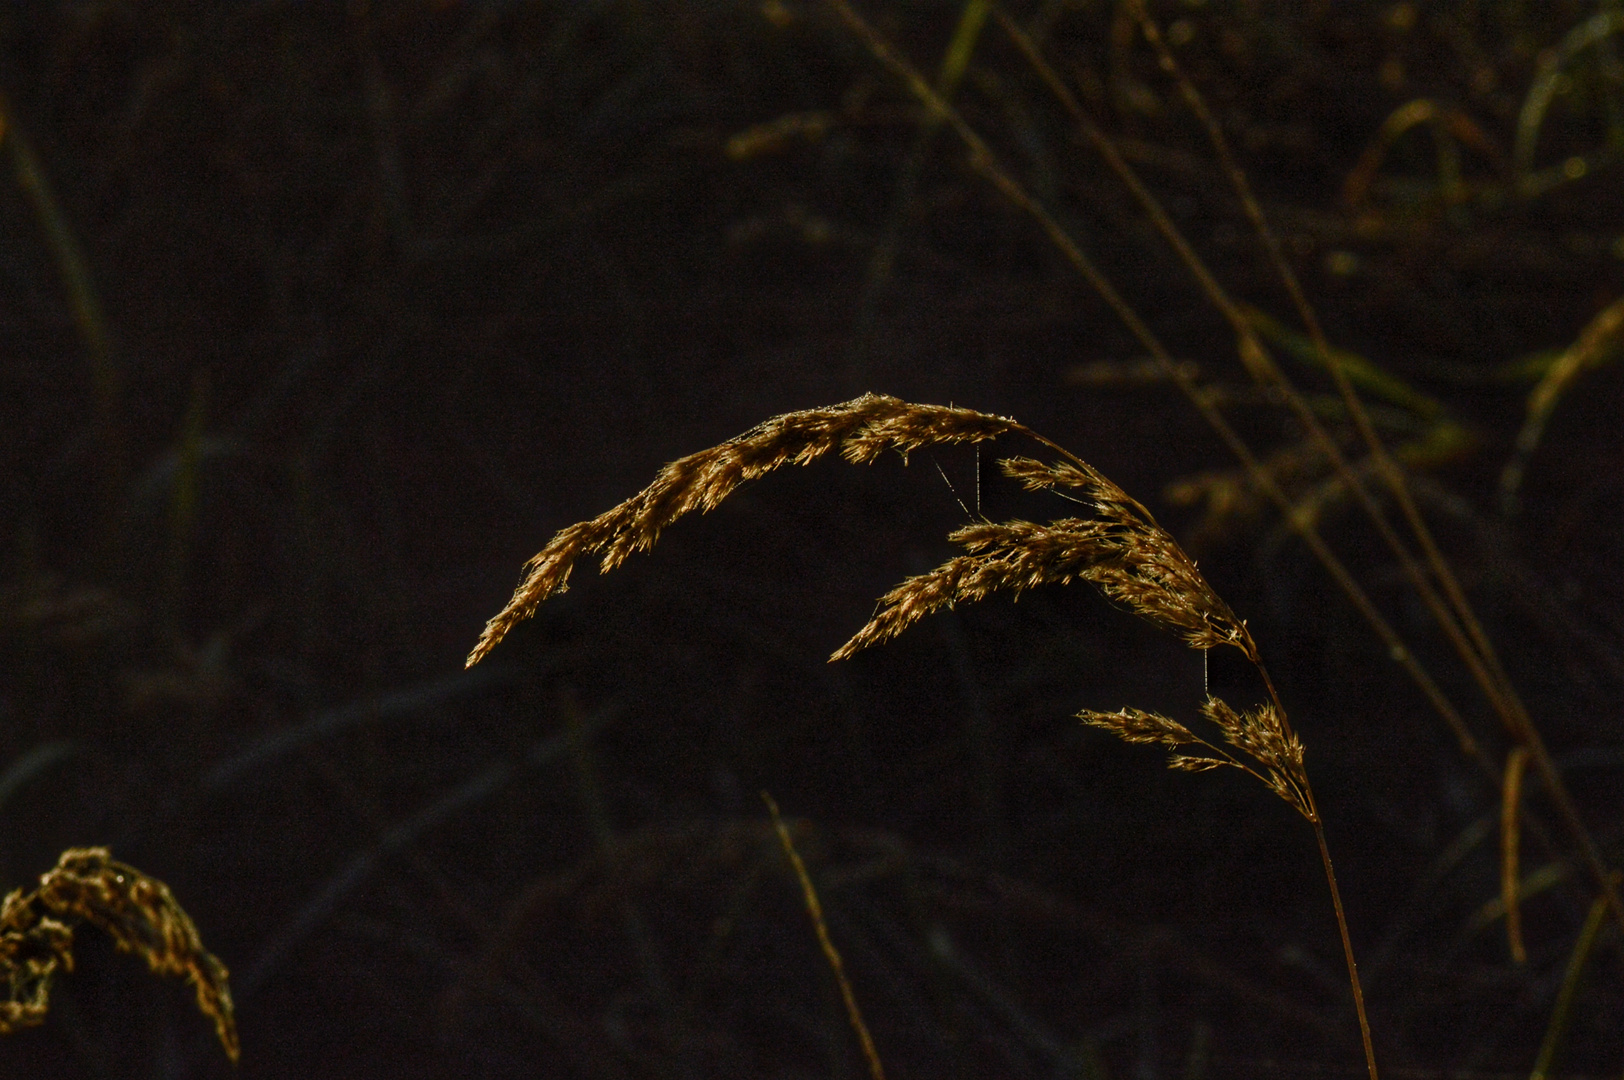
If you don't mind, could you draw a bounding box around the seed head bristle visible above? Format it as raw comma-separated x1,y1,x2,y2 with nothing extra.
1168,754,1231,772
468,395,1019,667
1078,706,1200,748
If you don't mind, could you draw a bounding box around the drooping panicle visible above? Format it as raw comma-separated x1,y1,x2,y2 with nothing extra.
1201,697,1312,820
467,395,1019,667
835,456,1255,661
1000,456,1256,656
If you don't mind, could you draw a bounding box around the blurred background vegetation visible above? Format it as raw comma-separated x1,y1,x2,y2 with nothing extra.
2,0,1623,1076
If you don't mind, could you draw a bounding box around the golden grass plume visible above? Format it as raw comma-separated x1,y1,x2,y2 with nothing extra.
468,394,1261,670
469,394,1374,1077
471,395,1303,829
0,846,238,1062
833,455,1254,661
467,394,1018,666
1079,698,1310,821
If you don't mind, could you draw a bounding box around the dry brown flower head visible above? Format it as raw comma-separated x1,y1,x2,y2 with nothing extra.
0,847,239,1062
467,394,1018,667
1080,697,1312,821
466,395,1311,827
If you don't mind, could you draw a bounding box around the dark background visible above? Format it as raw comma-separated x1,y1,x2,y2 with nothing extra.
2,1,1623,1077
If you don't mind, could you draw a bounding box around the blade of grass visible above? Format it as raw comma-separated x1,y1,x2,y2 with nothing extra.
0,742,75,813
0,95,123,500
1341,98,1499,213
990,7,1496,771
1501,746,1530,965
1466,862,1569,940
205,666,512,787
1500,293,1624,515
1079,3,1519,776
561,690,675,1022
1241,306,1444,422
1527,874,1618,1080
763,792,885,1080
1515,9,1624,182
165,368,210,635
234,697,624,1000
851,0,991,389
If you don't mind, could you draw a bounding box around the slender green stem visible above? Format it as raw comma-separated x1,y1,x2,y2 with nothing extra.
1313,818,1378,1080
1530,876,1616,1080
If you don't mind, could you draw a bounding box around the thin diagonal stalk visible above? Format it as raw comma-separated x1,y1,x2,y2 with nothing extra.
1502,747,1531,964
1,95,125,521
763,793,886,1080
1313,817,1378,1080
1122,2,1624,937
1528,875,1618,1080
1257,665,1378,1080
1002,4,1478,681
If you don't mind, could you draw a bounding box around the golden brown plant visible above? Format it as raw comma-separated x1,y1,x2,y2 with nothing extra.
0,846,238,1063
1078,699,1310,822
834,456,1252,661
470,395,1378,1078
467,393,1018,667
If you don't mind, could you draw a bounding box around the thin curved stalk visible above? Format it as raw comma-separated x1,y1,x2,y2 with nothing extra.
1313,818,1378,1080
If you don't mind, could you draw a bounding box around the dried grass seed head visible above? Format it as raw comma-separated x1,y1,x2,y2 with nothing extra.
1080,697,1312,819
0,848,239,1062
0,888,74,1033
999,456,1254,656
835,517,1132,659
1078,705,1236,775
471,399,1252,679
1200,697,1312,819
836,470,1253,660
468,394,1019,667
1078,706,1199,748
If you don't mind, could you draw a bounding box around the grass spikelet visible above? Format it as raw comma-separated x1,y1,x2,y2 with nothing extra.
1077,706,1198,749
834,456,1253,661
1200,698,1311,821
831,520,1117,661
467,393,1017,667
1079,698,1310,820
0,847,238,1063
996,454,1101,494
